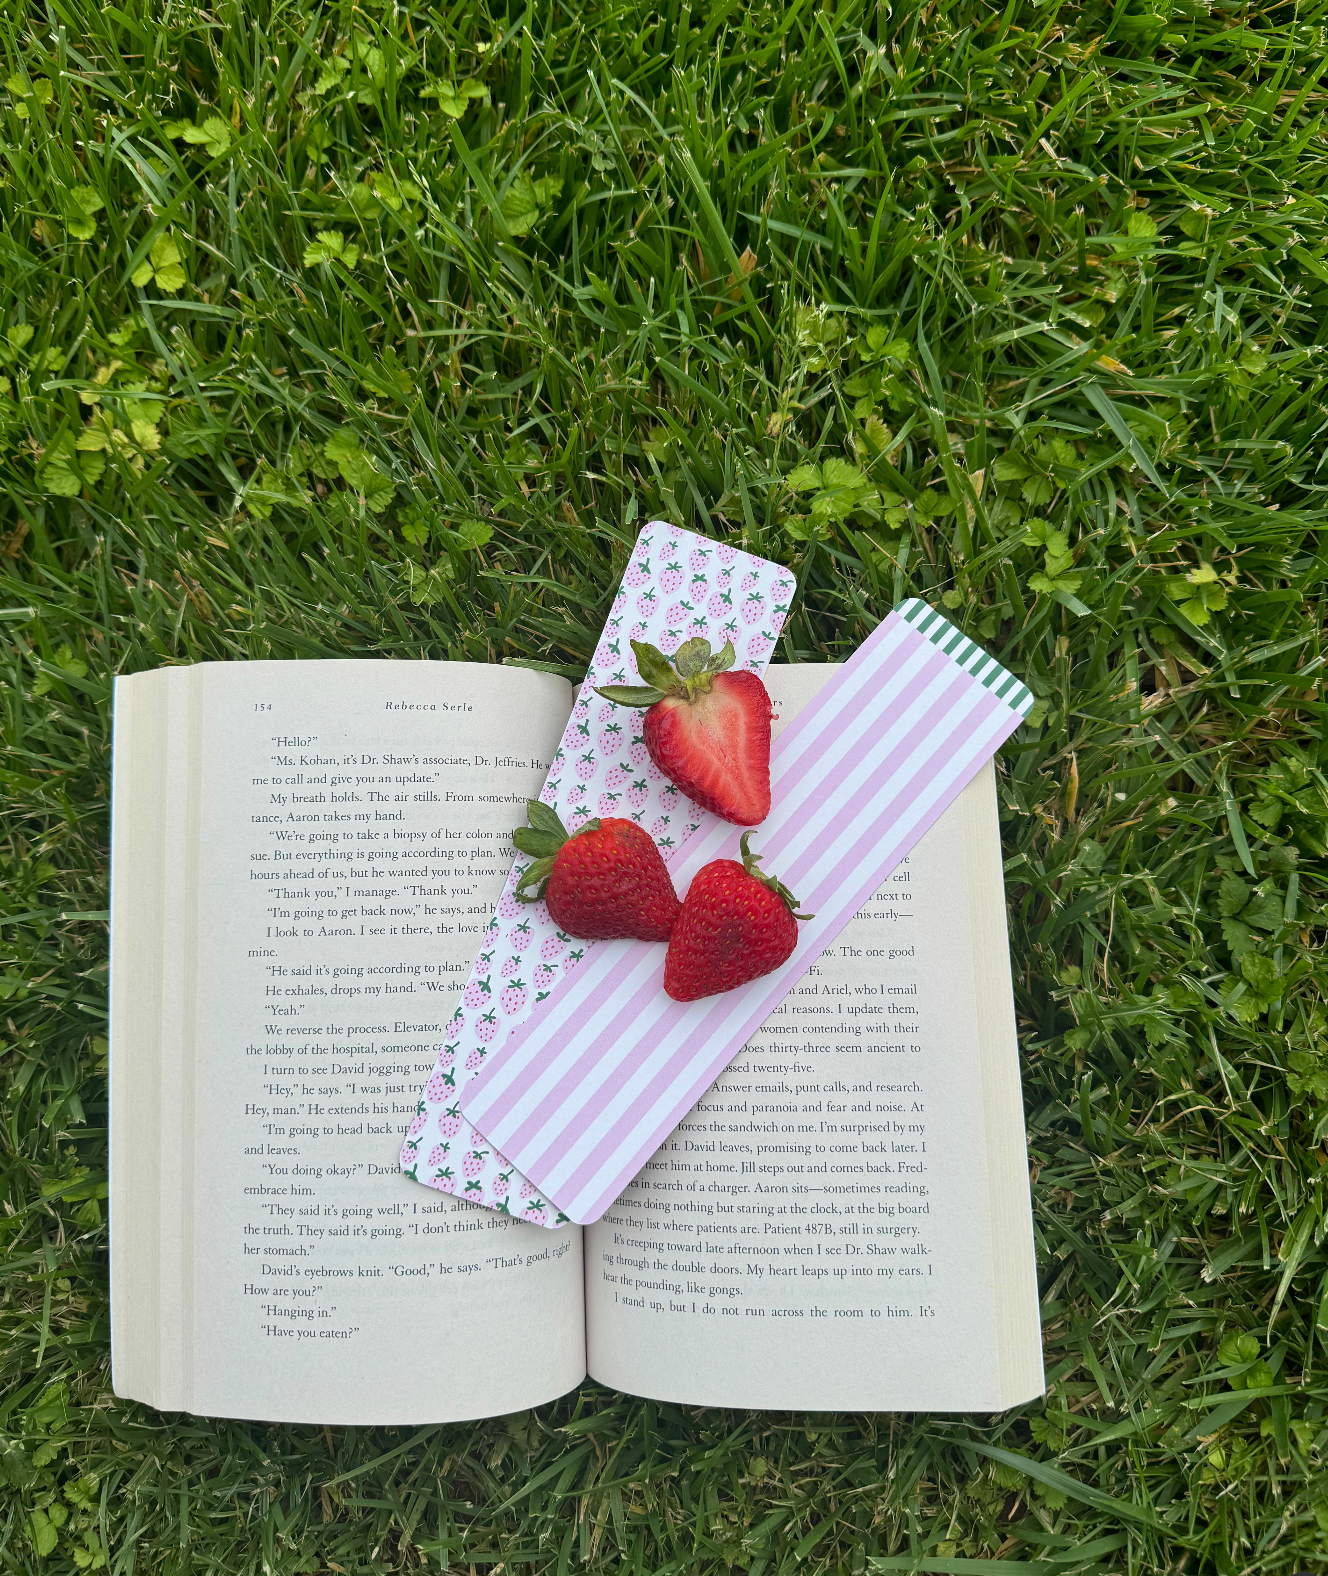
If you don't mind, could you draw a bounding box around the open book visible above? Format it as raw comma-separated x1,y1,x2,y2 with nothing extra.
110,658,1043,1422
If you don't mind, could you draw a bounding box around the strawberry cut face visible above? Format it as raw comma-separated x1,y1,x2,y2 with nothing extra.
595,637,774,827
644,670,773,826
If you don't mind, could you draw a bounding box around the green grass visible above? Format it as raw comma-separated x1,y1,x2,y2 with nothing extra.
3,0,1328,1569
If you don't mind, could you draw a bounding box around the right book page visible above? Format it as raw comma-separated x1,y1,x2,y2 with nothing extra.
585,664,1044,1411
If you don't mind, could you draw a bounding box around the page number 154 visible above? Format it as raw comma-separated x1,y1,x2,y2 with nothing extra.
254,702,272,711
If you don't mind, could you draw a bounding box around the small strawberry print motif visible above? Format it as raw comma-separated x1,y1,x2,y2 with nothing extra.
624,557,651,587
689,544,712,572
742,590,765,624
747,630,775,662
576,752,597,782
541,933,568,961
463,975,490,1010
427,1143,449,1167
500,954,522,979
476,1010,498,1042
660,561,683,594
627,778,648,810
439,1104,462,1138
500,979,527,1014
629,736,649,767
465,1047,486,1073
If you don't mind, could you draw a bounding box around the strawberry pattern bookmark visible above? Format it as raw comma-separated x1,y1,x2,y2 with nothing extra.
399,526,797,1225
458,601,1034,1226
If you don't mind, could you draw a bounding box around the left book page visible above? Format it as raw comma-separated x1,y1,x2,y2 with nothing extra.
110,660,587,1424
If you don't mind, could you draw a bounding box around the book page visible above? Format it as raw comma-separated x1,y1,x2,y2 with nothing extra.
111,660,586,1424
584,666,1042,1411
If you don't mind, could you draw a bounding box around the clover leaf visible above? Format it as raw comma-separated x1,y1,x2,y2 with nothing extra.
37,431,106,496
500,171,564,237
1025,522,1083,599
131,234,186,293
1162,562,1229,626
6,74,53,118
64,185,105,240
323,428,394,512
302,230,358,269
423,78,487,119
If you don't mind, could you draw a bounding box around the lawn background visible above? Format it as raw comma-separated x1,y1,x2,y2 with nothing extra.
3,0,1328,1570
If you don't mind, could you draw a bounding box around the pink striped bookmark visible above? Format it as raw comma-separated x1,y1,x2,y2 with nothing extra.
459,600,1034,1224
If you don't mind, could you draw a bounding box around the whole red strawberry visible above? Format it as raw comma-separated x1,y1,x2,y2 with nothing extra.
597,637,774,825
512,801,679,941
664,833,813,1002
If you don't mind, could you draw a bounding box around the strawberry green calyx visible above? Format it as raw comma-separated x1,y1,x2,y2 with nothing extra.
739,832,815,921
596,636,736,708
511,800,600,902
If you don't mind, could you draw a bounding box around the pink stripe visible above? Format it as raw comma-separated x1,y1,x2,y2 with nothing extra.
486,967,665,1157
766,650,964,881
778,674,1004,892
768,624,932,806
544,683,1008,1209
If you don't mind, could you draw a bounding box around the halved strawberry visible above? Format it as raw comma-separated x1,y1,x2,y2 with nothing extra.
512,801,680,941
663,833,813,1002
597,638,774,825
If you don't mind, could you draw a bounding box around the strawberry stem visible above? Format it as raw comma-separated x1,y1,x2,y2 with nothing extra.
511,801,601,901
596,636,736,708
739,832,814,921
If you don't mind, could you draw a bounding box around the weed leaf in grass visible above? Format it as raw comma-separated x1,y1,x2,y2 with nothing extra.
131,234,185,292
63,186,104,240
36,431,105,496
501,171,564,236
302,229,358,269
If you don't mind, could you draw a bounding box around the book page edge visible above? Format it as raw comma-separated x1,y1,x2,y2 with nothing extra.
109,670,171,1406
965,760,1046,1406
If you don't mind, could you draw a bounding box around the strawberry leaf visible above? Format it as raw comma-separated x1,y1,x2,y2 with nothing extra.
512,828,562,858
595,684,666,706
673,636,714,678
629,640,679,692
525,800,568,839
